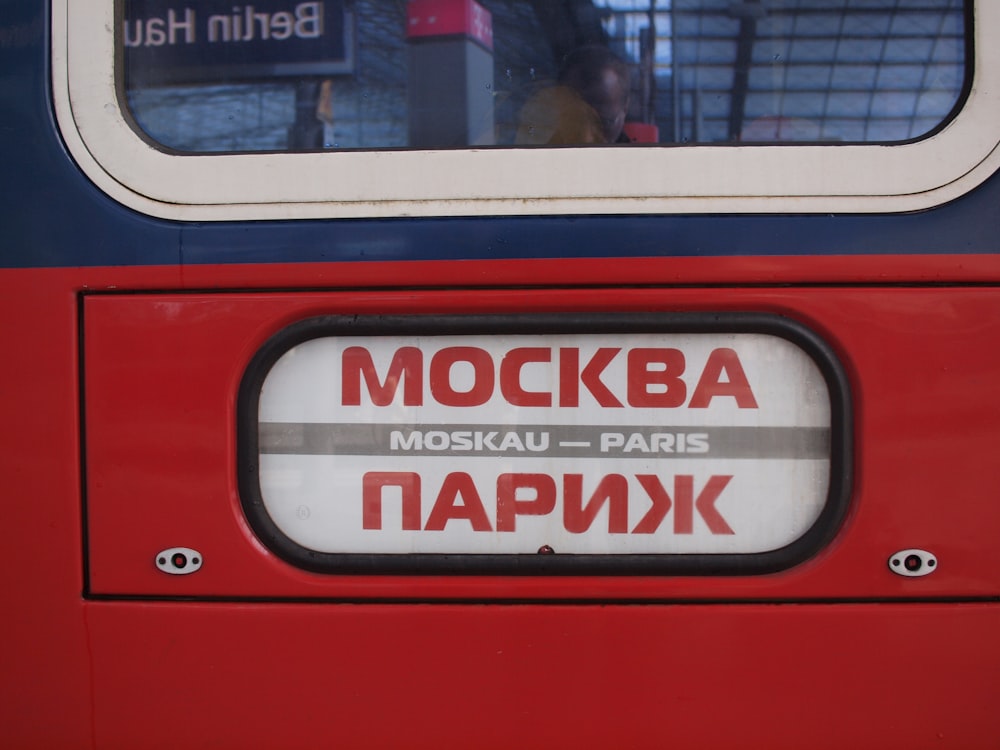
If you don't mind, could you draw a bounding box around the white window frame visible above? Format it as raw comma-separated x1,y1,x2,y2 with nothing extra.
52,1,1000,221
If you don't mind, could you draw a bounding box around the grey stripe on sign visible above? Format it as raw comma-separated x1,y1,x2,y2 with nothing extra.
259,422,830,459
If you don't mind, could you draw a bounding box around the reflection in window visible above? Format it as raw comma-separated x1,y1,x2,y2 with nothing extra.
121,0,967,152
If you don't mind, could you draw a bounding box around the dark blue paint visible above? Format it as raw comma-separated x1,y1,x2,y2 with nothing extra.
2,0,999,271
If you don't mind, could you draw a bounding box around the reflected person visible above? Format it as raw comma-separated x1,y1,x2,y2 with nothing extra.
517,45,631,145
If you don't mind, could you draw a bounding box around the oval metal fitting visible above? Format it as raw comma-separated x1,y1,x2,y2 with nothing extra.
888,549,936,577
155,547,203,575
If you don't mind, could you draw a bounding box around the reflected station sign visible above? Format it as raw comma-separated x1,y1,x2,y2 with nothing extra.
240,315,846,574
123,0,354,85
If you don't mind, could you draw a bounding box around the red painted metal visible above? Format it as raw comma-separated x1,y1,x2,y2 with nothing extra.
3,259,1000,746
81,286,1000,599
84,602,999,749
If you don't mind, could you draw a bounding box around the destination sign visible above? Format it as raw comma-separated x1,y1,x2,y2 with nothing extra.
238,315,849,574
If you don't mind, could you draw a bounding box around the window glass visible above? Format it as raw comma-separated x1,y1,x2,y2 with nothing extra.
121,0,968,152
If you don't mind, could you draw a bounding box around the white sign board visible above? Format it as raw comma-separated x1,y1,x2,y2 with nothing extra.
240,315,848,574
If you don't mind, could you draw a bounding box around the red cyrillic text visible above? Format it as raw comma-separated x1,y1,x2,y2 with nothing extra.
342,346,756,409
362,471,734,535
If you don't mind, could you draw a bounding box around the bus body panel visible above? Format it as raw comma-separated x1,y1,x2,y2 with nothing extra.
82,601,1000,749
3,0,1000,745
80,285,1000,600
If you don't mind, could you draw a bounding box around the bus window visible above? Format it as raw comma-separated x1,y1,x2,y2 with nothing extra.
120,0,967,153
53,0,995,219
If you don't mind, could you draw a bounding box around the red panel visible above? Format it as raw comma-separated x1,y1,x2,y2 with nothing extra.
174,254,1000,289
407,0,493,50
0,270,97,747
4,260,1000,746
85,601,1000,749
83,287,1000,599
